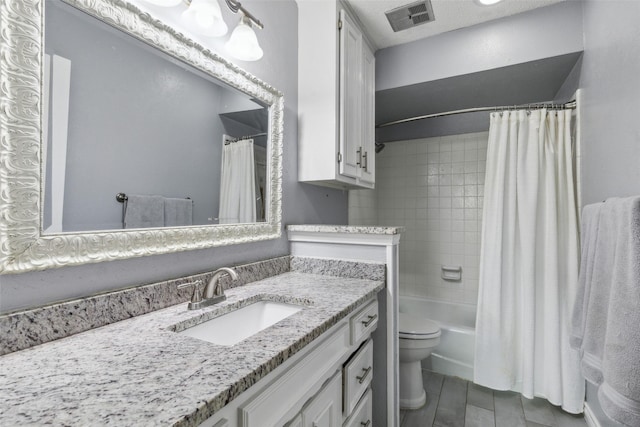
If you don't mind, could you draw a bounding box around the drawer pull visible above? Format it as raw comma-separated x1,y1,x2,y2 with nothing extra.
356,366,372,384
360,421,371,427
361,314,377,327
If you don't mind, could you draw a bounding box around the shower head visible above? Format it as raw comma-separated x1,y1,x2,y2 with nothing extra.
375,142,386,153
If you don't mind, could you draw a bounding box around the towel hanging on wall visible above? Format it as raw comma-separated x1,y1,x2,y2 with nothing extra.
123,195,164,229
571,196,640,427
164,198,193,227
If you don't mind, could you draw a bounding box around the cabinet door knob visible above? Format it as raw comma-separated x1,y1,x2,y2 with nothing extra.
362,151,368,172
356,366,372,384
356,147,362,166
360,421,371,427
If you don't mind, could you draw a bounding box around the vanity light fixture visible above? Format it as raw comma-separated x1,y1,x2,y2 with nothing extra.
182,0,228,37
225,14,263,61
474,0,503,5
140,0,264,60
142,0,182,6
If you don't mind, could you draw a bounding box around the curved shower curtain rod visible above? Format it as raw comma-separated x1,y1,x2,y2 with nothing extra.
376,100,577,129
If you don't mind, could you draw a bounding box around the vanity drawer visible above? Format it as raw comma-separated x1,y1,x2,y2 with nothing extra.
343,339,373,415
350,300,378,346
343,388,372,427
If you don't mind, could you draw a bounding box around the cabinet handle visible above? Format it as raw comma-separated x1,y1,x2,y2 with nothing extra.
361,314,377,327
356,147,362,166
362,151,368,172
356,366,372,384
360,421,371,427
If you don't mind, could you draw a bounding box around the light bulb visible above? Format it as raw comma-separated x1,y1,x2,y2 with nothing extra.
140,0,182,6
475,0,503,5
182,0,228,37
225,17,263,61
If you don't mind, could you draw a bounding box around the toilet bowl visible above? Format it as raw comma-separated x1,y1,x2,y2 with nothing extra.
399,313,441,409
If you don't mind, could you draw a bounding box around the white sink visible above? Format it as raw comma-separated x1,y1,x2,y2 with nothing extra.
178,301,303,346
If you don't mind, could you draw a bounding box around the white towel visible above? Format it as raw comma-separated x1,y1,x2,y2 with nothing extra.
123,195,164,229
571,196,640,426
164,198,193,227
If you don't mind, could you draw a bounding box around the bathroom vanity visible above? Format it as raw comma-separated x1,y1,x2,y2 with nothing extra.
0,266,383,426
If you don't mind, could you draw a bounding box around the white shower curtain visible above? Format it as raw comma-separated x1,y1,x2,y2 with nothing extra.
474,109,584,413
218,139,256,224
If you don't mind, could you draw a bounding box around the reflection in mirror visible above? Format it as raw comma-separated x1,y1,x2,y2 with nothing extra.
43,0,268,233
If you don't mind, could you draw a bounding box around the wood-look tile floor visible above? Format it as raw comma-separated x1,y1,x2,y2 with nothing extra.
400,371,588,427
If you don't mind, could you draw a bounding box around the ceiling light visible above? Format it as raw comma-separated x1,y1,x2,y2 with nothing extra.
475,0,503,5
225,15,263,61
182,0,228,37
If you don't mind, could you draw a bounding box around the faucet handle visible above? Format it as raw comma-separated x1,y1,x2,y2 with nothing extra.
178,280,204,304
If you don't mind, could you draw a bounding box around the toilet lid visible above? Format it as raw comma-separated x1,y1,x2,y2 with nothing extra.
399,313,441,339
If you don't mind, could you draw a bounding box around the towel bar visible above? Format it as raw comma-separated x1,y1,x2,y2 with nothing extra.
116,192,191,203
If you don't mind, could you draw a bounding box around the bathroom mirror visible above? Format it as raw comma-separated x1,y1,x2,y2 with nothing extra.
0,0,283,274
43,0,270,232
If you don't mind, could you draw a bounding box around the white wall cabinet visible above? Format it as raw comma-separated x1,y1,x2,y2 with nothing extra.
298,1,375,189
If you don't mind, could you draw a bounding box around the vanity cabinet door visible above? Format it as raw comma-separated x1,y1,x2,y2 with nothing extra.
285,414,303,427
343,339,374,415
302,371,342,427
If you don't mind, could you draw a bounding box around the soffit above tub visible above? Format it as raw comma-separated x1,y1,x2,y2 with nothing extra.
345,0,568,50
375,52,582,126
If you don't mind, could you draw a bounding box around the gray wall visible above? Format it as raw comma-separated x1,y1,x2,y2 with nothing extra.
0,0,348,313
579,0,640,205
375,1,584,92
580,1,640,424
374,1,583,142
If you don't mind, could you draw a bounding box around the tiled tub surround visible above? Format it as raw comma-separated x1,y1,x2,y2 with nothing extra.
0,256,291,355
349,132,488,304
0,271,384,426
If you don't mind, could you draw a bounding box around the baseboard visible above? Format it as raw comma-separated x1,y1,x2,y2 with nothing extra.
584,403,602,427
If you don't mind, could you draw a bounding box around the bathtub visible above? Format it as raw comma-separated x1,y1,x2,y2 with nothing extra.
399,296,476,381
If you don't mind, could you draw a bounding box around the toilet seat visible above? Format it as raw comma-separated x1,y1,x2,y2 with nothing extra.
399,313,441,339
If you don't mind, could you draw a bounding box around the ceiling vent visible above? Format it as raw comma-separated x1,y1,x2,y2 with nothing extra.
385,0,435,32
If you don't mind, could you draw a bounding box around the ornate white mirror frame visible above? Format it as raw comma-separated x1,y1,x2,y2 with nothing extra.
0,0,283,274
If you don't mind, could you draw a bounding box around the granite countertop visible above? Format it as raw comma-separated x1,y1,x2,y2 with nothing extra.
0,272,384,426
287,224,405,235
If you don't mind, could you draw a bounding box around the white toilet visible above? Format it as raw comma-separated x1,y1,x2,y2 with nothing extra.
399,313,441,409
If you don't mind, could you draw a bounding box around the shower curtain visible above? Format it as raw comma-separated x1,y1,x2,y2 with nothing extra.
218,139,256,224
474,109,584,413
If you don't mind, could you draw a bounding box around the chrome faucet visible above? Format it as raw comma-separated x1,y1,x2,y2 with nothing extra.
178,267,238,310
204,267,238,299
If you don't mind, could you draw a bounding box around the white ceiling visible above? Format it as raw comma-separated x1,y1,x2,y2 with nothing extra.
346,0,568,50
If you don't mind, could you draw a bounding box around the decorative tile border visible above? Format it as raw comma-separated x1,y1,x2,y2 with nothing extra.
0,256,290,355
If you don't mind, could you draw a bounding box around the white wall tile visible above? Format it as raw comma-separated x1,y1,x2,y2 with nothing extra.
348,132,489,304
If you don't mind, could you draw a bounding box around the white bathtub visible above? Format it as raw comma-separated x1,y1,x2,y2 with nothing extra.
399,296,476,381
